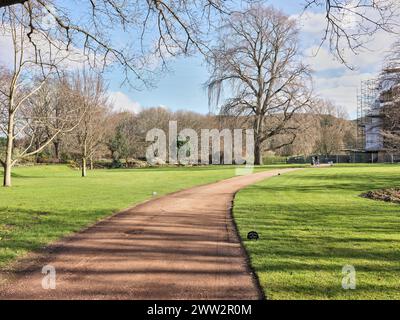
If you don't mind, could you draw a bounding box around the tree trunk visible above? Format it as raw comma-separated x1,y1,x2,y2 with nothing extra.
81,157,87,177
3,162,12,187
90,156,94,170
3,114,14,187
254,114,264,166
81,140,88,177
254,142,263,165
35,140,41,163
54,140,60,162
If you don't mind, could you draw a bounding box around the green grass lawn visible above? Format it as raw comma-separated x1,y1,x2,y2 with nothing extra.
234,165,400,300
0,164,297,269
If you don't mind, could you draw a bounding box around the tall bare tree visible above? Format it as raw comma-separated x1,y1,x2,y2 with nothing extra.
71,72,109,177
381,98,400,162
0,6,79,187
27,76,80,162
376,41,400,162
207,5,312,165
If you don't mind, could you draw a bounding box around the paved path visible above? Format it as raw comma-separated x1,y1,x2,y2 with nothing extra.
0,168,300,300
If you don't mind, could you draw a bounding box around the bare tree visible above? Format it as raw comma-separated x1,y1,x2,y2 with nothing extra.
269,113,318,157
376,41,400,162
26,76,80,162
0,6,79,187
71,71,109,177
207,5,312,165
381,100,400,162
313,99,350,156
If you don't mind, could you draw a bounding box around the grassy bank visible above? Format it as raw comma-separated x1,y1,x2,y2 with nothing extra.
234,165,400,299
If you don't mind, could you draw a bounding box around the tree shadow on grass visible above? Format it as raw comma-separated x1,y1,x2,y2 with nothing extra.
0,206,117,267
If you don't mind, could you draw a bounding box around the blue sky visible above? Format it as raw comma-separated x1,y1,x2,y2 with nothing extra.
108,55,211,113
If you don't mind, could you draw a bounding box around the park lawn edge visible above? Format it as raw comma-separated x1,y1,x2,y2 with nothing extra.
233,165,400,300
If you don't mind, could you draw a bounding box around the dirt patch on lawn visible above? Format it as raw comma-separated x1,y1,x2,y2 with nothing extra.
361,188,400,204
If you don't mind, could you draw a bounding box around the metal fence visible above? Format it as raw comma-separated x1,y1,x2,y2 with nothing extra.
287,153,400,164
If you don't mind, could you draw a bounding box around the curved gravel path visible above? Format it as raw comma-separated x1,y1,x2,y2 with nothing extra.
0,168,300,300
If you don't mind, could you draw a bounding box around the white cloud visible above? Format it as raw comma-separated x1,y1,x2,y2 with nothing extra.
312,70,376,116
157,104,169,109
315,70,375,88
292,11,327,35
109,91,142,113
304,46,343,72
302,29,398,73
0,28,99,72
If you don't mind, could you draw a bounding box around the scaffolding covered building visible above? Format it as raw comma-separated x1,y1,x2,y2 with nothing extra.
357,68,400,162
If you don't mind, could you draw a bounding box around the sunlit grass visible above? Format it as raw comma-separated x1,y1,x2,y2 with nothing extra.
234,165,400,299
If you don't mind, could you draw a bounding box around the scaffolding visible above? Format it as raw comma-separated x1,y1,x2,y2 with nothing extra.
356,79,380,151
